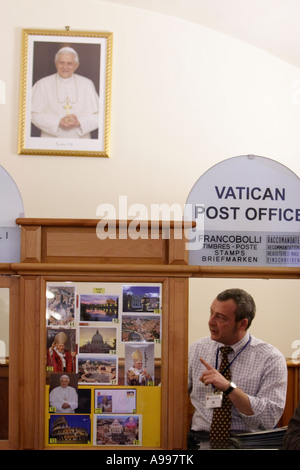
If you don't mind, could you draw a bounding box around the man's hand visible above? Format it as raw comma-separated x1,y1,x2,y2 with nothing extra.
199,358,230,391
59,114,80,129
62,402,71,409
199,358,254,415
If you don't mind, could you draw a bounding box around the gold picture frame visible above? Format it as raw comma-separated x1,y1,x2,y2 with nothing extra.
18,29,113,157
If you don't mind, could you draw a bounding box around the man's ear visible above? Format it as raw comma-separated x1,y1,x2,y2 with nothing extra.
239,318,249,331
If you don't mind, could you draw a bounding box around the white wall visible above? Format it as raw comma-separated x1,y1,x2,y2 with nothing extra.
189,278,299,358
1,0,300,218
1,0,300,356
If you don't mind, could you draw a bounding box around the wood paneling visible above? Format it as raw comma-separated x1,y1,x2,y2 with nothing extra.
4,218,300,450
166,278,189,449
19,276,42,449
20,226,41,263
16,218,194,266
0,276,19,450
43,227,166,264
13,218,193,450
0,364,8,440
278,361,300,427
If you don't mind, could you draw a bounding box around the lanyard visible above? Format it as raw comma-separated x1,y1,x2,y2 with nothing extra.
215,335,252,376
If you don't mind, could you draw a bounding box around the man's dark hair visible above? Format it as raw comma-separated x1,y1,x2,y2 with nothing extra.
216,288,256,329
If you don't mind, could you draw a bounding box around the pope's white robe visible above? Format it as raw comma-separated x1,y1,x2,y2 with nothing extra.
126,366,153,385
49,385,78,413
31,73,99,139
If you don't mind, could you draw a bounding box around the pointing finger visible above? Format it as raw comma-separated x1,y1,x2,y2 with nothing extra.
200,357,214,370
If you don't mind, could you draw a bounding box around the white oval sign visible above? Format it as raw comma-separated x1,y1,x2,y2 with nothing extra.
185,155,300,267
0,165,24,262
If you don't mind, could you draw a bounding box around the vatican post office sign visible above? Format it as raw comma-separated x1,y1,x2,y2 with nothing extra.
185,155,300,267
0,165,24,262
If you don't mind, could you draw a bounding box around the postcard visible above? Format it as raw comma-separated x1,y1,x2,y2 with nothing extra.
79,293,119,322
122,285,161,313
49,372,78,414
121,314,161,343
79,326,117,354
46,285,76,325
49,414,91,445
95,388,136,414
125,343,155,386
93,414,142,446
77,354,118,385
46,327,77,373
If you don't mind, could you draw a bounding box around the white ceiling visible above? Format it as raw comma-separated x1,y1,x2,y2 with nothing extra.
103,0,300,69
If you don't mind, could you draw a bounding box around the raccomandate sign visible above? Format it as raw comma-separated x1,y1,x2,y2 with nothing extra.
185,155,300,267
0,165,24,263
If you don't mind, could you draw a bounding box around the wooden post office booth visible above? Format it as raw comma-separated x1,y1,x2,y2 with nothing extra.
0,217,299,450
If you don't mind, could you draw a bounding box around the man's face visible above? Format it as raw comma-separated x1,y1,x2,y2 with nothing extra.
56,342,65,353
60,377,69,388
134,361,143,371
55,53,79,79
208,298,245,345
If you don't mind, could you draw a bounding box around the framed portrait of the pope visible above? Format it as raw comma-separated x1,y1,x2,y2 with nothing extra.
18,29,112,157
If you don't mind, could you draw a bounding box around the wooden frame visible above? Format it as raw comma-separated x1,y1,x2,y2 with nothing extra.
10,218,196,450
18,29,112,158
3,218,300,449
41,275,176,449
0,275,19,450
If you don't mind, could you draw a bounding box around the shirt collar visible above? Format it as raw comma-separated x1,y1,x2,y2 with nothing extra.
217,332,251,354
56,73,75,83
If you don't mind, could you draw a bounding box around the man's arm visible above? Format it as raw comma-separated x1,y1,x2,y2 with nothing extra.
200,358,254,415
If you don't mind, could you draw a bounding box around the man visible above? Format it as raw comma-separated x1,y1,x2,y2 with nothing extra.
188,288,287,449
49,375,78,413
31,46,99,139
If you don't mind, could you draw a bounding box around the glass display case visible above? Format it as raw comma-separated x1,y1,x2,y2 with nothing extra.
45,281,162,447
13,218,194,450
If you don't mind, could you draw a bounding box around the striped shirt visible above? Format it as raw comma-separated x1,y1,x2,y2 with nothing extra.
188,333,287,432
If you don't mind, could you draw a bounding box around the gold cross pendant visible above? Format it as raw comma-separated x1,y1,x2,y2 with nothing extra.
63,98,72,114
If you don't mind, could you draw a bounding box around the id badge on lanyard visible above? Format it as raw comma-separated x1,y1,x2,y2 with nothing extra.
205,391,223,408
